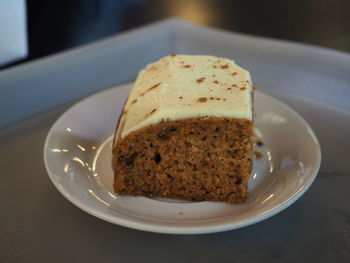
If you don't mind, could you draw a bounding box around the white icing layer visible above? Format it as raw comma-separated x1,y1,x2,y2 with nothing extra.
117,55,253,138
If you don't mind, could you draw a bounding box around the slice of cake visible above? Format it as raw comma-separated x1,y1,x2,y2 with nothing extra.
112,55,253,203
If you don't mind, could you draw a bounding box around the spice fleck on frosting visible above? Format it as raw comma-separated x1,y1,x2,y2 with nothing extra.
197,97,208,102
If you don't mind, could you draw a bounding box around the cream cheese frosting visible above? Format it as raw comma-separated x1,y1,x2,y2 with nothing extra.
116,55,253,139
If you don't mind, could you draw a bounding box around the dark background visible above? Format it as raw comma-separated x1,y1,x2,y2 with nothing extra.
5,0,350,68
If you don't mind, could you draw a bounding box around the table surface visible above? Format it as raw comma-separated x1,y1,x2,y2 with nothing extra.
3,0,350,69
1,97,349,262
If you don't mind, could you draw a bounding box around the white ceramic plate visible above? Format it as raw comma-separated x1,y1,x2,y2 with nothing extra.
44,83,321,234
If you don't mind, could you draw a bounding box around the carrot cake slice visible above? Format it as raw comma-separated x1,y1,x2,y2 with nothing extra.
112,55,254,203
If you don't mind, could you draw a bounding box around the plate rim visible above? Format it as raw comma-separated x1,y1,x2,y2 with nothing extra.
43,83,321,234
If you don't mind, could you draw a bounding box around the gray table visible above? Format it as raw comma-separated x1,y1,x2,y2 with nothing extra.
1,19,349,262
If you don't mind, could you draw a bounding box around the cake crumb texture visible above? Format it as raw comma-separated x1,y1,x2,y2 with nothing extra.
113,117,253,203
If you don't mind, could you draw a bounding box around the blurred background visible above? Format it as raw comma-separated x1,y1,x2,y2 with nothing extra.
2,0,350,68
